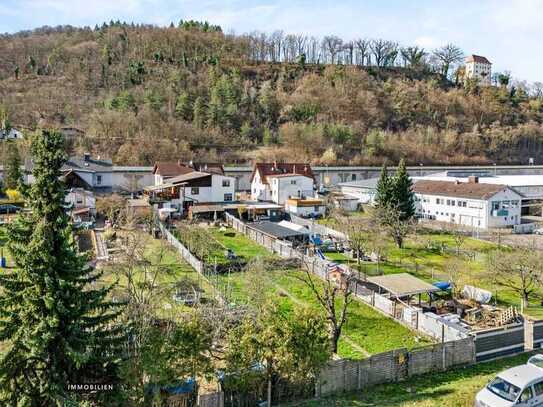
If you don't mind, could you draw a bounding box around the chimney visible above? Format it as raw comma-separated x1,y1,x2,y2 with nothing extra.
468,176,479,184
83,153,90,161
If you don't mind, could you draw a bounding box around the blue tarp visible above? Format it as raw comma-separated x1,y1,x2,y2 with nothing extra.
433,281,451,291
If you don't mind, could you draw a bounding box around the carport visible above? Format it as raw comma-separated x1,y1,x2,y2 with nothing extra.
367,273,440,305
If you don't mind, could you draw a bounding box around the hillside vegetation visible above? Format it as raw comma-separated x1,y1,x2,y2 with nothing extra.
1,22,543,165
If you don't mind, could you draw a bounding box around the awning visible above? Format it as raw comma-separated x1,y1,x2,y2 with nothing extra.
190,205,226,214
367,273,440,297
277,220,309,233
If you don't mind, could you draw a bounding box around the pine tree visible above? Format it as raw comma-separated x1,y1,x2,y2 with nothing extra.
0,130,124,404
374,163,392,208
392,158,415,221
192,97,206,129
4,141,22,190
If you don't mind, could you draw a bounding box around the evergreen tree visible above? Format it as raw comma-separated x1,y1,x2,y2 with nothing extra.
374,163,392,208
192,97,206,129
0,130,124,404
175,91,193,121
392,158,415,220
4,141,22,190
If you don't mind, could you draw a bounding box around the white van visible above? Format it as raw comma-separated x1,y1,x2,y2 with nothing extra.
475,355,543,406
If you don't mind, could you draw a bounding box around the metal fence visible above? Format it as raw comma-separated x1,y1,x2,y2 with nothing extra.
473,323,525,362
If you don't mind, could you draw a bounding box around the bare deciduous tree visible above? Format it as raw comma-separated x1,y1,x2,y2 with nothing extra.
432,44,464,77
487,247,543,309
322,36,343,64
293,260,354,354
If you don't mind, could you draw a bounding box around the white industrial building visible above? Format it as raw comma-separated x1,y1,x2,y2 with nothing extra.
412,177,522,229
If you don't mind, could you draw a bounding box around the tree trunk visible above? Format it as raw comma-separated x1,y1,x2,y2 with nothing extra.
329,327,340,354
523,292,529,309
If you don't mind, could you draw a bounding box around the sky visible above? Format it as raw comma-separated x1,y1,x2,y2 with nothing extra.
1,0,543,83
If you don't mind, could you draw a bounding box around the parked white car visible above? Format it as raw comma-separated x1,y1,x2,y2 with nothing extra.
475,355,543,406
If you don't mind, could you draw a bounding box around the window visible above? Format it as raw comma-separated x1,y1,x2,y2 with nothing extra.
224,193,233,202
351,174,357,181
314,206,320,211
492,201,500,211
222,179,230,187
76,196,83,204
436,198,441,204
534,380,543,395
446,199,451,206
487,377,521,402
290,180,297,185
191,187,199,195
519,387,534,403
96,175,102,185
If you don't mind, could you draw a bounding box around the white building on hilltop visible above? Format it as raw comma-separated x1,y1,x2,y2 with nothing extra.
464,55,492,86
413,177,522,229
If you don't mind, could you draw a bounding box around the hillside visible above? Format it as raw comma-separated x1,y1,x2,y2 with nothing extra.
1,22,543,165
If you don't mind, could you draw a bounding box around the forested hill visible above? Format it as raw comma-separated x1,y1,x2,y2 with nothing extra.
1,21,543,166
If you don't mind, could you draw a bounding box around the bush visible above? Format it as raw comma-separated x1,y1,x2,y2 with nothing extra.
5,189,22,202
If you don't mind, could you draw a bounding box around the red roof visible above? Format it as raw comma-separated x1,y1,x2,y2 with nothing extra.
466,55,491,64
251,163,314,184
153,162,193,177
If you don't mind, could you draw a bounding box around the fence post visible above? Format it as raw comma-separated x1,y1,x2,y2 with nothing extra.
525,319,535,351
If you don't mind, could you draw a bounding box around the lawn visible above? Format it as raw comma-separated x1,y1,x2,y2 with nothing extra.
298,351,543,407
209,227,272,260
319,216,543,319
101,230,215,315
215,262,431,358
205,224,434,358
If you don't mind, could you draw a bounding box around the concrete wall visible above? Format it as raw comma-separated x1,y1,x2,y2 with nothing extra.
316,337,475,397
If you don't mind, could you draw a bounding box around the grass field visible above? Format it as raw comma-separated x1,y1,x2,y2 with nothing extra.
298,351,543,407
204,227,432,358
102,231,214,315
319,216,543,319
210,227,272,260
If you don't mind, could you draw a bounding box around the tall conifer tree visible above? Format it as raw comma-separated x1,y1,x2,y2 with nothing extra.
392,158,415,220
374,163,392,208
0,130,124,404
4,141,22,190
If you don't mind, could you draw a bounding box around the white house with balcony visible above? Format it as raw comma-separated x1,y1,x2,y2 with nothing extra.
145,171,236,215
412,177,522,229
251,162,315,204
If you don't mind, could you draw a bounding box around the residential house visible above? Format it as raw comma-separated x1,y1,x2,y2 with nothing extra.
464,55,492,86
145,170,236,215
56,154,154,193
152,161,225,186
65,188,96,220
285,197,326,218
0,128,24,140
413,177,522,229
251,163,315,204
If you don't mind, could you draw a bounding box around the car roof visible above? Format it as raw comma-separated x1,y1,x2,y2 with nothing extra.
498,364,543,388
